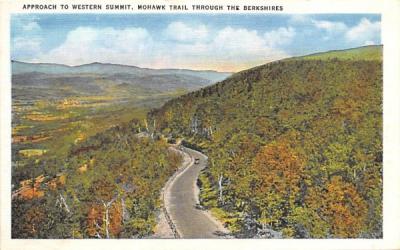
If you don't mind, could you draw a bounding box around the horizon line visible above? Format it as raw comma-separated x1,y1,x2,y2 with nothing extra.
10,59,235,74
11,44,382,74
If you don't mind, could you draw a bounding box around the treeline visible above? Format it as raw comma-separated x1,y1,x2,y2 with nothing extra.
12,119,182,238
149,55,382,238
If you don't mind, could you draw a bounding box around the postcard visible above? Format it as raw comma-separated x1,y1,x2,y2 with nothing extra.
0,0,399,249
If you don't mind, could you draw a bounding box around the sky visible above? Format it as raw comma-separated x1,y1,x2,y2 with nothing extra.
11,14,381,72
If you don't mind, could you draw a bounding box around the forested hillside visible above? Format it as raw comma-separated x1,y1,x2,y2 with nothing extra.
148,46,383,238
12,120,182,238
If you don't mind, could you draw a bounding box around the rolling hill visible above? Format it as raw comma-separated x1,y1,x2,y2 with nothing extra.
148,45,383,238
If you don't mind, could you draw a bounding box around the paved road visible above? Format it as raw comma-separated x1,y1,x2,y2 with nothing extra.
164,147,228,238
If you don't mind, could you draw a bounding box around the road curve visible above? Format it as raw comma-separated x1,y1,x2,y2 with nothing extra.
164,147,229,238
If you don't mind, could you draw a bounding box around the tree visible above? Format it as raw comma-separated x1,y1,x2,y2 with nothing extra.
251,141,305,232
306,176,367,238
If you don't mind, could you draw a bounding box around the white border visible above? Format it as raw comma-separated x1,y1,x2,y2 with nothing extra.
1,0,399,249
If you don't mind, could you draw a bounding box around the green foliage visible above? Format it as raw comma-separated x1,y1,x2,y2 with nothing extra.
198,170,218,207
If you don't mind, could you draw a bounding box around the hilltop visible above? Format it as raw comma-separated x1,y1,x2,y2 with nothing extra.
289,45,382,61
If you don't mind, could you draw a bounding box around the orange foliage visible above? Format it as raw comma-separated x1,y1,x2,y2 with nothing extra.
87,205,103,237
12,134,50,143
307,176,367,237
58,174,66,185
252,141,305,202
16,175,46,199
18,186,45,199
109,202,123,236
47,174,66,190
14,174,66,199
86,202,123,238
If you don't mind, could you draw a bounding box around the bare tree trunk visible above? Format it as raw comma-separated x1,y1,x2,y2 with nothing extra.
59,193,70,214
102,197,117,239
121,197,128,223
94,222,103,238
191,117,198,134
144,119,149,132
105,204,110,239
218,174,223,203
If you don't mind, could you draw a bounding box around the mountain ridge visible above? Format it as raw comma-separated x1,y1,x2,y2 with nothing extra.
289,45,382,61
11,60,232,83
12,60,232,73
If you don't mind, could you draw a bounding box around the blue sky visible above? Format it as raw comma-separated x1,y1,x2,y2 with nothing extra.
11,14,381,71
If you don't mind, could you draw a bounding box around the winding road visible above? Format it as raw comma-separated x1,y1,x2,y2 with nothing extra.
163,147,229,238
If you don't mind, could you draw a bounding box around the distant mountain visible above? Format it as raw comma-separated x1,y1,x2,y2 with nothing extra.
11,61,232,83
12,61,232,101
149,45,383,238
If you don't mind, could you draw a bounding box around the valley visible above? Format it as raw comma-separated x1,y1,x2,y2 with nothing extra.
11,60,230,239
11,61,230,188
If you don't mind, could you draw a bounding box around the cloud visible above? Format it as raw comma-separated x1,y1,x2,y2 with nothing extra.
163,22,209,42
305,17,380,46
158,26,290,70
11,16,43,60
213,27,267,55
13,37,42,51
288,15,312,24
13,37,42,59
13,15,41,32
16,16,381,71
23,21,41,31
345,18,381,44
37,24,292,71
312,20,347,32
39,27,155,66
264,27,295,47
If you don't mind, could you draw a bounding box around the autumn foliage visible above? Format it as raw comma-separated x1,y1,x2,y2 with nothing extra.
150,47,383,238
252,141,304,199
12,121,182,238
306,176,368,238
251,142,304,227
